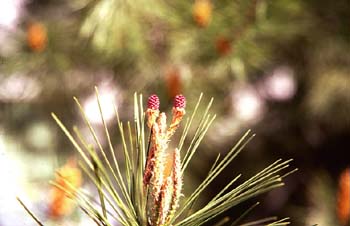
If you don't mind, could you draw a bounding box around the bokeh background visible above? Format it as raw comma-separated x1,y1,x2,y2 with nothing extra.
1,0,350,225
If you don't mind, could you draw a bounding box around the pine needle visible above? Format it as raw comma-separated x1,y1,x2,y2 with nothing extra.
16,197,44,226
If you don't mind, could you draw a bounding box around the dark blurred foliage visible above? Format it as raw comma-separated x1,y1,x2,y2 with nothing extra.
1,0,350,225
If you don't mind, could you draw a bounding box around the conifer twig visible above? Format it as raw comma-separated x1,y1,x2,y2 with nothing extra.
20,92,295,226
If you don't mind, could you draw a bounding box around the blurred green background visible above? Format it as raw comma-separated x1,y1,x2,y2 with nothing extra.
1,0,350,225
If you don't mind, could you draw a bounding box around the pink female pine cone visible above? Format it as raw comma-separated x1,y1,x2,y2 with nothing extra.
146,94,160,128
173,94,186,109
167,95,186,139
148,94,160,110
